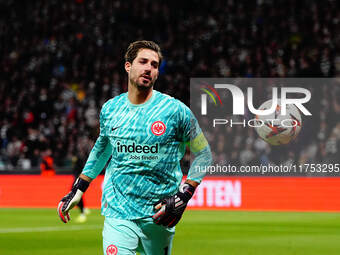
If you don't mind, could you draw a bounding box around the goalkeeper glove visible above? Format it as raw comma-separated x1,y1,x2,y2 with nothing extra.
152,183,196,227
57,177,89,223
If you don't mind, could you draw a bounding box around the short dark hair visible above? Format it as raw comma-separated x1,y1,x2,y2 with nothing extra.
124,40,163,67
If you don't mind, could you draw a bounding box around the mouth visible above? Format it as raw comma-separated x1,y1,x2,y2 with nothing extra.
141,74,152,81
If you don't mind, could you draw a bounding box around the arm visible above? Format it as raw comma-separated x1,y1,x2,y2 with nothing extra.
81,135,112,180
57,102,112,223
79,173,92,183
185,131,212,185
153,137,212,227
153,104,212,227
184,179,199,188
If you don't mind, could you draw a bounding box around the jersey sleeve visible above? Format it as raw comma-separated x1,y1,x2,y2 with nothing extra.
177,101,212,183
82,101,112,179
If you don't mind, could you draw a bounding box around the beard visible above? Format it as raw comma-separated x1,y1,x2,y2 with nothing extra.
130,76,155,91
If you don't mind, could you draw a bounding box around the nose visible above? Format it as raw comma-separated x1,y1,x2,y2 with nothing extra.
144,64,151,73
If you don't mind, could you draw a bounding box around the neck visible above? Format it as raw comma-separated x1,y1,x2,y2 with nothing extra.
128,83,153,104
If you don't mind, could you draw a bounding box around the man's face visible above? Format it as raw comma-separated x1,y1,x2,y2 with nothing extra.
125,49,159,90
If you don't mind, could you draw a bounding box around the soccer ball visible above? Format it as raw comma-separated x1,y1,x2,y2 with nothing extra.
255,99,302,145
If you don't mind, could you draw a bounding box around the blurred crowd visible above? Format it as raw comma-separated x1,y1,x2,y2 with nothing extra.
0,0,339,172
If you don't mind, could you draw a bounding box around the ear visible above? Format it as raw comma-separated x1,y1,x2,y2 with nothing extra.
125,62,131,73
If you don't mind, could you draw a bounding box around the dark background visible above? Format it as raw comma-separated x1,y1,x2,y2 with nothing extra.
0,0,339,174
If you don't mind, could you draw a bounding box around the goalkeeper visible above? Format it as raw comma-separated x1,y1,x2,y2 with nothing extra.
58,40,212,255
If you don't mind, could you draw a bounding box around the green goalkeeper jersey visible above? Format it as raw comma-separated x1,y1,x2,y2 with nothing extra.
82,90,211,219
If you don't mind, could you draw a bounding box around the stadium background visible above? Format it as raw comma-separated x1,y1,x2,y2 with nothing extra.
0,0,340,254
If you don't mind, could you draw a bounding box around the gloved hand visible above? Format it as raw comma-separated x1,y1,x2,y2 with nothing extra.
152,183,196,227
57,177,90,223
